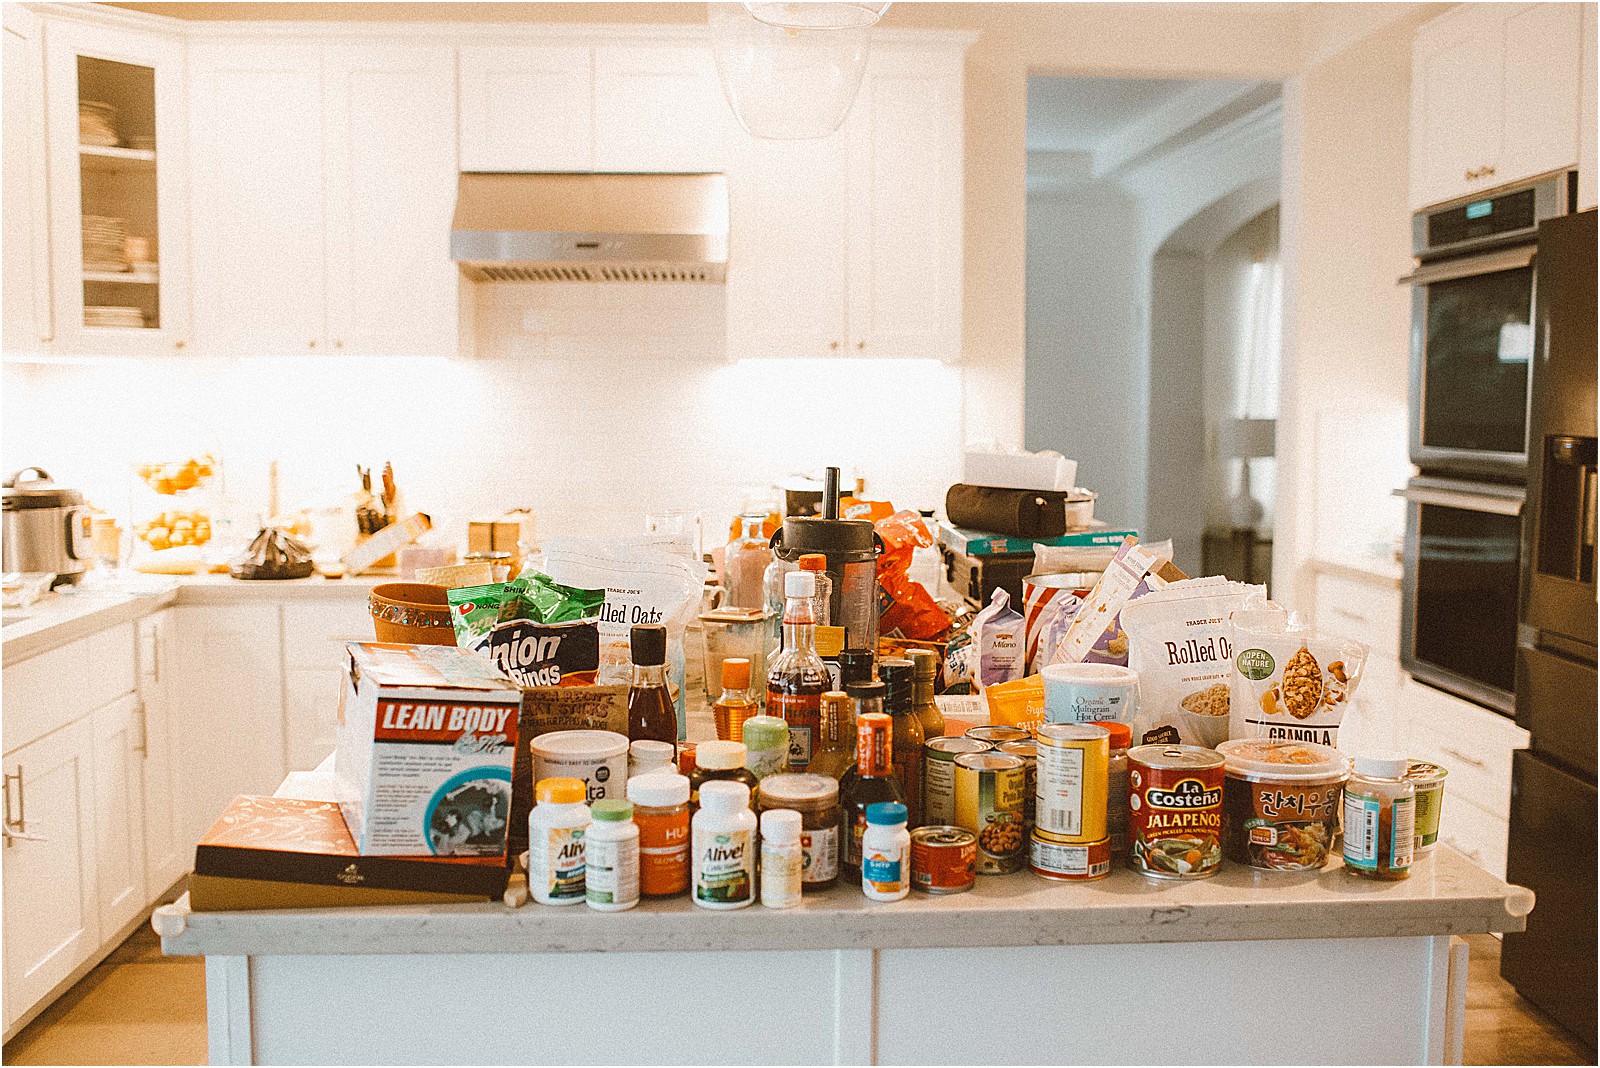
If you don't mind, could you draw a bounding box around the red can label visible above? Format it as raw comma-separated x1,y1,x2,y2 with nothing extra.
910,826,977,894
1127,748,1224,879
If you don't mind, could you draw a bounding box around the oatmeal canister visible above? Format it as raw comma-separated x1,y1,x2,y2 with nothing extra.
910,825,978,894
1406,761,1449,854
953,752,1027,874
1029,832,1111,881
1216,739,1347,872
1127,744,1224,879
1034,723,1109,843
924,737,993,827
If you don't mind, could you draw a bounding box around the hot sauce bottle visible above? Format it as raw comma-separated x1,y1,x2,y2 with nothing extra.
766,570,829,771
805,691,856,781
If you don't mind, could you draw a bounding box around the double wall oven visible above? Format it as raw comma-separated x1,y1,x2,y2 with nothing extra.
1398,173,1576,712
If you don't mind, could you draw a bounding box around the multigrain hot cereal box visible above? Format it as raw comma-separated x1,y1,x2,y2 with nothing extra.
335,643,522,857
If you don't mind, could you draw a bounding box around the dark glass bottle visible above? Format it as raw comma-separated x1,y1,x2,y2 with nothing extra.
806,691,855,781
879,658,925,828
837,648,876,689
839,705,905,878
627,624,678,744
907,649,946,740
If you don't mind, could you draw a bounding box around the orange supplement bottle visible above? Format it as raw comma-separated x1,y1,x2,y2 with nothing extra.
628,772,690,897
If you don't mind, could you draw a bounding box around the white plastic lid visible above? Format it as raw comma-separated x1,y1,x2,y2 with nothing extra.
760,808,802,843
699,779,750,813
697,740,747,770
531,729,629,758
1354,753,1410,779
628,772,690,807
629,739,675,762
1217,739,1347,781
785,570,816,598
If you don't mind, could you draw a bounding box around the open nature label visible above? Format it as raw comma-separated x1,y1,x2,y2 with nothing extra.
1227,607,1369,749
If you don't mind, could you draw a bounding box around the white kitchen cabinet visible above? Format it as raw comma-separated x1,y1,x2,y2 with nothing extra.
1410,2,1584,210
458,44,592,172
2,4,53,356
43,16,191,355
188,41,326,355
322,44,459,356
592,44,726,172
137,610,186,894
165,603,287,847
281,599,372,771
1579,3,1597,211
726,47,965,361
2,718,99,1033
90,692,147,940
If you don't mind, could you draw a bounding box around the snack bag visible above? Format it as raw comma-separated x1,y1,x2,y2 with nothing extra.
1229,606,1369,748
486,572,604,688
875,509,950,641
1121,577,1266,747
1043,537,1169,667
971,587,1024,692
985,674,1046,733
446,582,506,654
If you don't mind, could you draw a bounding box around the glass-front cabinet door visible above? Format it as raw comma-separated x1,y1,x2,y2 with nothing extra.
45,18,189,354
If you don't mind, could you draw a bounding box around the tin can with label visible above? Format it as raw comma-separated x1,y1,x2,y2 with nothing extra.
953,752,1027,874
1406,761,1448,854
1034,723,1109,843
910,825,978,894
1127,744,1224,879
923,737,993,827
1029,831,1111,881
998,738,1037,833
965,725,1031,747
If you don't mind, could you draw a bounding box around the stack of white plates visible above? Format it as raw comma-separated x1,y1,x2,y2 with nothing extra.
84,306,147,329
83,215,128,272
124,133,156,152
79,101,120,147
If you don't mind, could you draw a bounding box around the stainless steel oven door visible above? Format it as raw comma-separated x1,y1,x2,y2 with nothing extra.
1398,477,1526,714
1404,243,1537,478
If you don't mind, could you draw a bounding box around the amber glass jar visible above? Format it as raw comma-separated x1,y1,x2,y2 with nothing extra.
757,773,842,891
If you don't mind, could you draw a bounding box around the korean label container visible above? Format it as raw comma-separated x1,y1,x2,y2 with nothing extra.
1127,744,1224,879
1029,831,1111,881
910,825,978,894
953,751,1027,874
998,738,1037,833
923,737,993,828
1034,723,1109,843
1216,739,1348,872
1406,761,1449,854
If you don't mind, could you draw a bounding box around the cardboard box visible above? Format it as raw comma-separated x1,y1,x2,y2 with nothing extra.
191,795,507,910
468,510,535,555
336,642,522,857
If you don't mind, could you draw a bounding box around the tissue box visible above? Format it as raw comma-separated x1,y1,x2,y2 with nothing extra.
335,642,522,857
963,448,1078,492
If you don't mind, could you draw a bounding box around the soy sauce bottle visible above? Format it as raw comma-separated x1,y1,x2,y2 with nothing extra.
627,624,678,745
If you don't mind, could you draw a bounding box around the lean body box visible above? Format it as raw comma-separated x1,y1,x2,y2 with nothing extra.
336,642,522,857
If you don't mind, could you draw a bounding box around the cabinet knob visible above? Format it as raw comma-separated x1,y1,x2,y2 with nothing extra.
856,340,865,351
334,340,344,350
174,339,185,350
1483,164,1495,177
829,340,840,351
309,340,317,349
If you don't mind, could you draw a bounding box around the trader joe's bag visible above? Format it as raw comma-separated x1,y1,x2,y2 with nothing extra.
1121,578,1265,747
1228,606,1369,748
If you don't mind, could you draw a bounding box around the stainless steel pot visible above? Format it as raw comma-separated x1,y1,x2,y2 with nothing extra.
2,468,93,585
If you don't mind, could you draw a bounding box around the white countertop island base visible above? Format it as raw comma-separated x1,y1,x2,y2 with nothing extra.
157,847,1531,1066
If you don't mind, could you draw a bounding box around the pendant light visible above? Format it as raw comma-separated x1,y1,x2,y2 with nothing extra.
709,2,891,140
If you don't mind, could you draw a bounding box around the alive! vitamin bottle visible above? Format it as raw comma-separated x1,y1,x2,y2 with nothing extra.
766,571,830,772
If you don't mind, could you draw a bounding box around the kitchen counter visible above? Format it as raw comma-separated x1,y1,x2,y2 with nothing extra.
154,838,1525,1065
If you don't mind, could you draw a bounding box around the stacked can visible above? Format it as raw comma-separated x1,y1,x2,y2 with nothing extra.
924,737,993,828
953,751,1028,874
998,738,1037,836
1030,723,1112,881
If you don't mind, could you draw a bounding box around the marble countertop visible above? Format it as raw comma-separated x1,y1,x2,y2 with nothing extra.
155,846,1531,958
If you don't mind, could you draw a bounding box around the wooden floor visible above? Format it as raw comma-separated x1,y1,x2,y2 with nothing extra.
2,929,1591,1065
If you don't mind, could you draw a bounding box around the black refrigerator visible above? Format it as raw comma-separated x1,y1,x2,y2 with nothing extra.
1500,208,1597,1050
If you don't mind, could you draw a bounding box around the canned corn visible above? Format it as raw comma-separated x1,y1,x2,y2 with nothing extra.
1034,723,1109,843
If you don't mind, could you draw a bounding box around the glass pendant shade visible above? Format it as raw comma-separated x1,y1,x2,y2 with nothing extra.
743,2,891,30
709,2,877,140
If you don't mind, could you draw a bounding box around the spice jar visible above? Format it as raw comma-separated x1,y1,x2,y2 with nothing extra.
757,773,842,890
1343,754,1415,880
689,740,759,813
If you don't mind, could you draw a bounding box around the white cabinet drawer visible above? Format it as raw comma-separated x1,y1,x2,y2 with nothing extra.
1315,573,1401,660
281,600,373,670
3,624,136,754
1403,679,1528,820
1435,794,1508,880
284,666,343,773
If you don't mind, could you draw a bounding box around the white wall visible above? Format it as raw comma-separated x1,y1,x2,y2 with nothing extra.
1,283,964,548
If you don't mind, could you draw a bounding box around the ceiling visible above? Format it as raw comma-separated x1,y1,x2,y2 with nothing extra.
1026,77,1200,155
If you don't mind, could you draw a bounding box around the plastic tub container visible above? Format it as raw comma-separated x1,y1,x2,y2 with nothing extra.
530,730,629,806
369,582,455,645
1217,739,1349,872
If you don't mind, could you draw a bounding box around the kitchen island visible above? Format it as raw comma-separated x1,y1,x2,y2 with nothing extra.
155,846,1531,1066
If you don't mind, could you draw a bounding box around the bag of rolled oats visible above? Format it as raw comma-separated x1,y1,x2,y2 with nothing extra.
1121,578,1266,747
1228,607,1369,748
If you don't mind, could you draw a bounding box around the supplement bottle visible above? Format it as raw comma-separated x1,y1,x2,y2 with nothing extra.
759,809,804,909
585,799,640,912
742,715,791,782
692,780,758,910
861,801,911,902
629,772,690,897
628,739,676,780
689,740,759,812
529,777,591,906
712,657,760,742
1343,754,1416,880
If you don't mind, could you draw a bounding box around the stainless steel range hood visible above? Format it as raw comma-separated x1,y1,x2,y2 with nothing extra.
450,173,729,283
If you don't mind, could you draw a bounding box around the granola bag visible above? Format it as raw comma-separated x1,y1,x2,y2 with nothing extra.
1228,607,1369,748
1121,578,1266,747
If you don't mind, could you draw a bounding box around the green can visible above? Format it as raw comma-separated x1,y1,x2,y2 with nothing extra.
1406,761,1449,853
